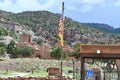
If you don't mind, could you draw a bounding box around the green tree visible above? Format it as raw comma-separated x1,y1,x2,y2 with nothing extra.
0,42,6,57
33,38,43,45
15,46,35,57
0,47,6,56
0,27,8,36
0,42,6,48
73,43,80,59
9,31,17,39
6,40,15,54
51,47,66,60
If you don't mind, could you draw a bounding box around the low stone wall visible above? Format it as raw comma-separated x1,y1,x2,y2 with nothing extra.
47,67,60,76
0,76,72,80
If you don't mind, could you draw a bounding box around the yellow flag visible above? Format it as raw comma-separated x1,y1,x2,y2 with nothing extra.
58,16,64,47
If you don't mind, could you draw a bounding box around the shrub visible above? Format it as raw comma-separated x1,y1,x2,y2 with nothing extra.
15,46,35,57
51,47,66,60
6,40,15,54
0,47,6,57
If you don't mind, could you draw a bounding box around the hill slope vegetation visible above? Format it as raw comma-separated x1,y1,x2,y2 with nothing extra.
0,10,120,44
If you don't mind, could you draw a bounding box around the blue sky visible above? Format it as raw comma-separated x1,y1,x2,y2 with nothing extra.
0,0,120,28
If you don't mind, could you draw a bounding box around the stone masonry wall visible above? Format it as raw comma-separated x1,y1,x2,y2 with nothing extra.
0,76,72,80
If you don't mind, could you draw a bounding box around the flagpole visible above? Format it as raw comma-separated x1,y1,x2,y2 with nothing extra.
60,2,64,80
62,2,64,16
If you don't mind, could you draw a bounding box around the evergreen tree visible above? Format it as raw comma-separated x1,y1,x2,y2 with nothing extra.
73,43,80,59
6,40,15,54
0,47,6,56
51,47,66,60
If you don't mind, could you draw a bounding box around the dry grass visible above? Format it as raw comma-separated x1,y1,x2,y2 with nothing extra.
0,58,80,72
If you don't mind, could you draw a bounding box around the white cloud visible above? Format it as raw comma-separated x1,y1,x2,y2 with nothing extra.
81,5,92,13
63,0,104,5
62,0,106,13
67,6,75,11
80,0,105,4
64,0,105,6
0,0,119,13
115,0,120,6
14,0,40,11
0,0,58,13
0,0,13,11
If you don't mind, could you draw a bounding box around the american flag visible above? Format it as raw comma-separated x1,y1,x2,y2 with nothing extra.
58,16,64,47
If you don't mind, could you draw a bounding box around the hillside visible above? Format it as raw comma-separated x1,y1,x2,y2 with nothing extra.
115,28,120,33
3,11,84,34
0,10,120,45
82,23,120,34
0,10,12,16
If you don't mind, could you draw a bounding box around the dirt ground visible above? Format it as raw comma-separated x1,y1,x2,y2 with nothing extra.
0,58,80,72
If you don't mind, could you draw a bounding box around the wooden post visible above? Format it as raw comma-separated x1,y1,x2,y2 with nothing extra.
81,57,85,80
60,60,63,80
72,59,75,79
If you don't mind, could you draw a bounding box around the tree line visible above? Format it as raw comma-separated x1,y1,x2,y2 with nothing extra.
0,40,35,58
0,40,81,60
